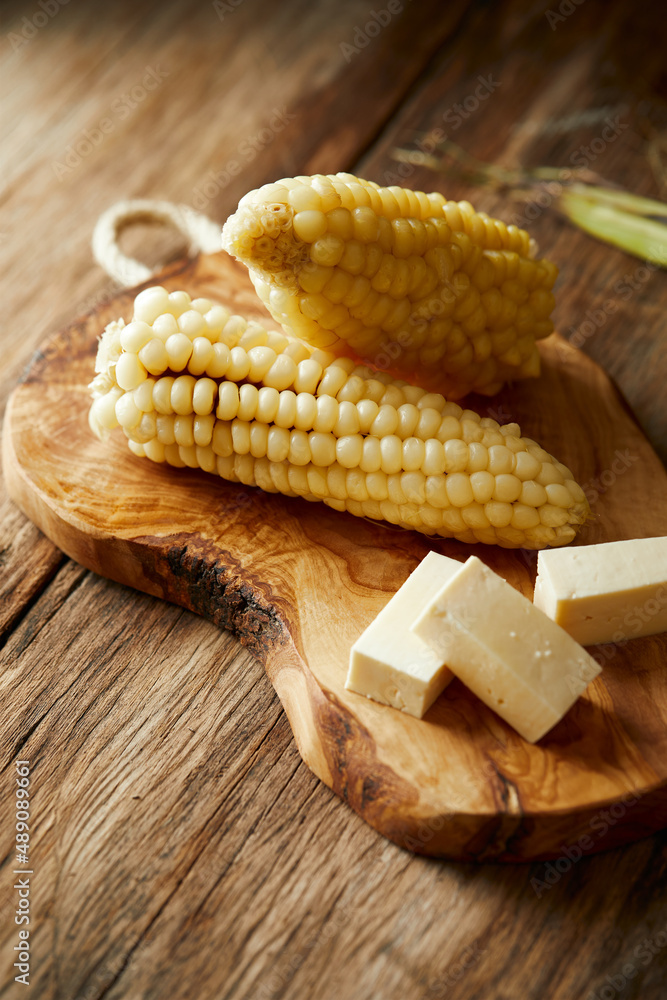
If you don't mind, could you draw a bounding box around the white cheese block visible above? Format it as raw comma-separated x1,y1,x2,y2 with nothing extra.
411,556,602,743
533,536,667,646
345,551,461,717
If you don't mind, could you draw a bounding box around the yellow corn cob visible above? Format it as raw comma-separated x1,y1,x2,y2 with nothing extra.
89,286,588,550
221,173,558,399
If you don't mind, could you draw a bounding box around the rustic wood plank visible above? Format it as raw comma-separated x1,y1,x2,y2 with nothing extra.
0,568,282,998
2,0,667,998
0,488,63,644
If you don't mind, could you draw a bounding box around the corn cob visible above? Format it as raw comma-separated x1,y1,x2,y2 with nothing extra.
89,286,588,549
221,173,558,400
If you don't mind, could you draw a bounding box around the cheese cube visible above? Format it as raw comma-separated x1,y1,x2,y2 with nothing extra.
534,536,667,646
345,551,461,717
411,556,602,743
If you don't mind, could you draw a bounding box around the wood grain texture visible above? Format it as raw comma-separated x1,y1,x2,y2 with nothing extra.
5,249,667,865
3,566,666,1000
2,0,667,998
0,496,64,643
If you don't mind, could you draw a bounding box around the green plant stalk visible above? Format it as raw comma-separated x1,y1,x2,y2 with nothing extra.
559,192,667,266
567,184,667,220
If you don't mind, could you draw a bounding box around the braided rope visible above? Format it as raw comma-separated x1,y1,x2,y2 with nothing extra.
92,199,222,286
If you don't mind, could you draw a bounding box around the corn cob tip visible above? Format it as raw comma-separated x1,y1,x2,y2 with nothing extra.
221,196,305,290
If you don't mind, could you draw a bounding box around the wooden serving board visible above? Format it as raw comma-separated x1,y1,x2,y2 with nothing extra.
4,251,667,862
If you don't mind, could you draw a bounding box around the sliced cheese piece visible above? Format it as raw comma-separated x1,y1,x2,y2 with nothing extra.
534,536,667,646
345,551,461,717
411,556,602,743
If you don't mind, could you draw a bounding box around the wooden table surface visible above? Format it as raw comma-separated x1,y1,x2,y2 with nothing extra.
1,1,666,998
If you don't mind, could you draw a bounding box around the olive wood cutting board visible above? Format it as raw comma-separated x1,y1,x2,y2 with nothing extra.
4,251,667,861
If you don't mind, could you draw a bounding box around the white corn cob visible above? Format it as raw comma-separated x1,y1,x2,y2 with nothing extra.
222,173,558,399
89,286,589,549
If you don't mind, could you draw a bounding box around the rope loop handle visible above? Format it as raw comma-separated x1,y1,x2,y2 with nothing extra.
92,199,222,287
